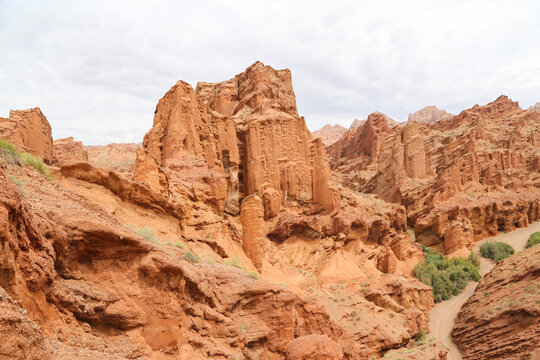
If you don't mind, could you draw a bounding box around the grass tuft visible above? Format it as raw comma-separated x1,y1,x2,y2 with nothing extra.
125,224,160,243
184,251,200,263
225,254,241,268
0,138,51,178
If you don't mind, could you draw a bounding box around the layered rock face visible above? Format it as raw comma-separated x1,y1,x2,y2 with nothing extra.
408,105,453,124
135,61,338,218
327,113,397,189
0,108,53,163
0,163,364,360
452,245,540,360
330,96,540,254
312,124,347,146
53,137,88,165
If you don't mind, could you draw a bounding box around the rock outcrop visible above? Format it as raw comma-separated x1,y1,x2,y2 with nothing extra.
135,61,338,220
240,195,265,271
0,108,53,163
312,124,347,146
408,105,453,124
53,137,88,165
0,161,364,360
331,95,540,254
452,245,540,360
86,143,140,177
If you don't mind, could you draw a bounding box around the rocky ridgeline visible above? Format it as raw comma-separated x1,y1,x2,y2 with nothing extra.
330,95,540,254
0,62,441,359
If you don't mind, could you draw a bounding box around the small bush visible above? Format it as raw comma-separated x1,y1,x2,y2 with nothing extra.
414,246,481,302
225,254,241,268
526,232,540,249
184,251,200,263
415,328,427,343
480,241,514,262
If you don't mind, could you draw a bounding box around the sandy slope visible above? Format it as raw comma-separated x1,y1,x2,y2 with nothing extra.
428,221,540,360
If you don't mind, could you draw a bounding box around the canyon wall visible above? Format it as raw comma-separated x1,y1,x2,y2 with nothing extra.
330,96,540,254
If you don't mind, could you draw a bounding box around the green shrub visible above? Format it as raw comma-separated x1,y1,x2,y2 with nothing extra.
479,241,514,262
415,328,427,343
526,232,540,249
184,251,200,263
414,246,481,302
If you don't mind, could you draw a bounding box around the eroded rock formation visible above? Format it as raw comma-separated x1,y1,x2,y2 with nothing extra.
53,137,88,165
86,143,141,177
0,107,53,163
331,96,540,254
0,62,447,359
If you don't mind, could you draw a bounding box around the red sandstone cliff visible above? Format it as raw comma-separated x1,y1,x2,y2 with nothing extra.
330,96,540,254
0,108,53,163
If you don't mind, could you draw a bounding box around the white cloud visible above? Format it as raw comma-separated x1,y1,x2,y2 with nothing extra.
0,0,539,143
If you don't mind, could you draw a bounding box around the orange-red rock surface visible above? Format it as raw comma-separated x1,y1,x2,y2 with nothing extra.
0,107,53,163
312,124,347,146
330,96,540,254
86,143,140,177
451,244,540,360
53,137,88,165
0,62,459,359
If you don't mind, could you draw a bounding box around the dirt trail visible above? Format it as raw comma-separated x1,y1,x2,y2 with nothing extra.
428,221,540,360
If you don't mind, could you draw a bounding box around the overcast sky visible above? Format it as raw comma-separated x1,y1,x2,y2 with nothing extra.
1,0,539,145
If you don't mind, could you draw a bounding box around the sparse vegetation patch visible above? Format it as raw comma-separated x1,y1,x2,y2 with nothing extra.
0,138,51,178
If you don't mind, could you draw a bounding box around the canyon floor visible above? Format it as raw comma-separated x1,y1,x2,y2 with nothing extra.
429,221,540,360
